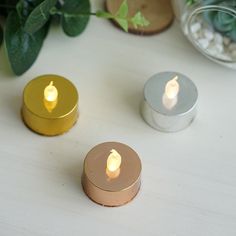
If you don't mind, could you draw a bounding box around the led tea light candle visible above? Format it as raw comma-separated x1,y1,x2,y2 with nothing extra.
106,149,122,179
44,81,58,113
22,74,78,136
82,142,142,207
162,76,179,110
141,72,198,132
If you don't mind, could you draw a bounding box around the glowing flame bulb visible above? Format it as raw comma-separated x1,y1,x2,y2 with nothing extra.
44,81,58,102
165,76,179,99
107,149,122,172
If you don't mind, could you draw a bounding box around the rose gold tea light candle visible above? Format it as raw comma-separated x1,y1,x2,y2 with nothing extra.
82,142,142,207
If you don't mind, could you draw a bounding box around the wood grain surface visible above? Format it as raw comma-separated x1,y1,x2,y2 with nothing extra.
105,0,174,35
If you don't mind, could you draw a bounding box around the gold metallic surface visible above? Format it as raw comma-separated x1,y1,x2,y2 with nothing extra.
22,74,78,136
82,142,142,207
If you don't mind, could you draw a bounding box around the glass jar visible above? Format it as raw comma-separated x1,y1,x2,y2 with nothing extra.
172,0,236,69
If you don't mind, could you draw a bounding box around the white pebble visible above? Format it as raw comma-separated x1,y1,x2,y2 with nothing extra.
191,22,201,34
229,43,236,51
203,29,214,41
198,38,210,49
207,48,219,57
214,33,223,44
223,37,231,46
188,18,236,64
207,43,219,56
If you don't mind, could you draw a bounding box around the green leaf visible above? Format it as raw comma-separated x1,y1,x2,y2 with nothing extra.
96,9,129,31
96,0,149,32
131,11,150,29
0,25,3,46
116,0,128,18
24,0,57,34
5,10,48,75
96,10,113,19
61,0,91,37
16,0,33,22
116,18,128,32
113,0,129,31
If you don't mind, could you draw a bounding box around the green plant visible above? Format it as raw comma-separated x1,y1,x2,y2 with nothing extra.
203,0,236,41
0,0,149,75
186,0,236,42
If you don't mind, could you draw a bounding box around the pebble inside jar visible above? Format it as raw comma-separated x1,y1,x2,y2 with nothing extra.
179,0,236,68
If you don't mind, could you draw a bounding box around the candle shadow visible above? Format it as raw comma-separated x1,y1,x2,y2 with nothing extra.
104,71,145,125
64,157,84,189
35,146,88,207
4,94,23,125
62,156,98,204
124,90,145,123
42,141,90,202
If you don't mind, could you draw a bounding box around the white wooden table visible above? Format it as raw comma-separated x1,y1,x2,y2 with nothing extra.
1,1,236,235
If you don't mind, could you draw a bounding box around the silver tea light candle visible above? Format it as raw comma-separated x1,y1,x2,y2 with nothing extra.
141,72,198,132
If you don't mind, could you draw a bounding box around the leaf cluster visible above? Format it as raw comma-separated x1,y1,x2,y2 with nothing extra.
97,0,149,32
0,0,149,75
0,0,91,75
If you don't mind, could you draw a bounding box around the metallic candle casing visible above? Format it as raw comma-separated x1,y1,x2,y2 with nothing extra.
141,72,198,132
82,142,142,207
22,74,78,136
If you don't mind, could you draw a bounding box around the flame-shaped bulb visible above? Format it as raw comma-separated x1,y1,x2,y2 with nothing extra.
44,81,58,102
165,76,179,99
107,149,122,172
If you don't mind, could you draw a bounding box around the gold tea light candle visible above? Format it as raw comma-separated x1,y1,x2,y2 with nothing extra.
22,74,79,136
82,142,142,207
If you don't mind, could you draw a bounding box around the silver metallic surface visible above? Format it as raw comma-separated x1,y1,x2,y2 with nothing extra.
141,72,198,132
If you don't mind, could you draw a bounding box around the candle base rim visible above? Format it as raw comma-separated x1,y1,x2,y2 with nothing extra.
82,172,141,207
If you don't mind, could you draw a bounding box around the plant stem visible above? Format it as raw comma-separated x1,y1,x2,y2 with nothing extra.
50,8,97,17
74,12,96,16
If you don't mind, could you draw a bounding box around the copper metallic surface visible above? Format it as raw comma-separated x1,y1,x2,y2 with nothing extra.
82,142,142,207
22,74,78,136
